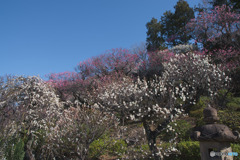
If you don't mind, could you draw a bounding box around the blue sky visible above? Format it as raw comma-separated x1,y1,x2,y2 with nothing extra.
0,0,201,80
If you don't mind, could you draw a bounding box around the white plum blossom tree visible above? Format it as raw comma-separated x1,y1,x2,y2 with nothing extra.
0,75,116,160
92,51,230,159
163,52,230,105
0,76,63,159
43,103,117,160
92,74,182,159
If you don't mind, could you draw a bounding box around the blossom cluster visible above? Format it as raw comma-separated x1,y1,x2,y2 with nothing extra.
186,5,240,48
0,76,62,137
91,51,230,158
162,52,230,103
0,76,115,159
94,52,229,123
93,75,176,123
170,44,198,54
43,103,117,159
76,48,141,79
207,48,240,71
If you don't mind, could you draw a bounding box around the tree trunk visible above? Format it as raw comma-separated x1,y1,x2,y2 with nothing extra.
143,116,174,160
24,134,35,160
143,120,161,160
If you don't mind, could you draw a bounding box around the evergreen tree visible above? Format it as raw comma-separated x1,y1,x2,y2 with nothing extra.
146,0,194,51
146,18,166,51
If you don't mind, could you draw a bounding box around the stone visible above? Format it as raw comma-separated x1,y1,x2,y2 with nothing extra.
191,105,240,160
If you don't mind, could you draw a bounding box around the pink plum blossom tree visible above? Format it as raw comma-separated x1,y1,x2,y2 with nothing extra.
186,5,240,51
186,5,240,94
46,48,143,106
75,48,141,79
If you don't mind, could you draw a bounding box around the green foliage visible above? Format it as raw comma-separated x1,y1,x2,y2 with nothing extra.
138,122,144,127
176,141,200,160
189,96,211,127
164,0,195,47
219,110,240,132
123,143,154,160
227,100,240,110
89,133,127,159
108,139,127,155
188,92,240,132
164,141,200,160
192,96,211,110
158,141,171,149
160,120,192,141
146,18,166,51
146,0,194,50
123,143,152,159
226,96,240,110
174,120,192,141
217,89,232,99
4,137,25,160
231,143,240,157
163,141,240,160
213,89,240,111
215,90,240,132
215,89,234,109
134,143,151,154
189,108,204,127
218,97,240,132
140,143,150,152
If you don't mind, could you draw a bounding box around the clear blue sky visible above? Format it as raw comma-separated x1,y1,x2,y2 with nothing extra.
0,0,201,80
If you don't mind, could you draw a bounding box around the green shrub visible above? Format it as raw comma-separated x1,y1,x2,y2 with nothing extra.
164,141,200,160
163,141,239,160
216,91,240,132
226,97,240,110
4,137,25,160
177,141,200,160
123,143,152,159
215,89,233,108
89,134,109,158
215,89,240,110
218,110,240,132
192,96,211,111
160,120,192,141
232,143,240,152
189,96,211,127
140,143,150,152
189,108,205,127
231,143,240,160
134,143,151,154
108,139,127,155
89,133,127,159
